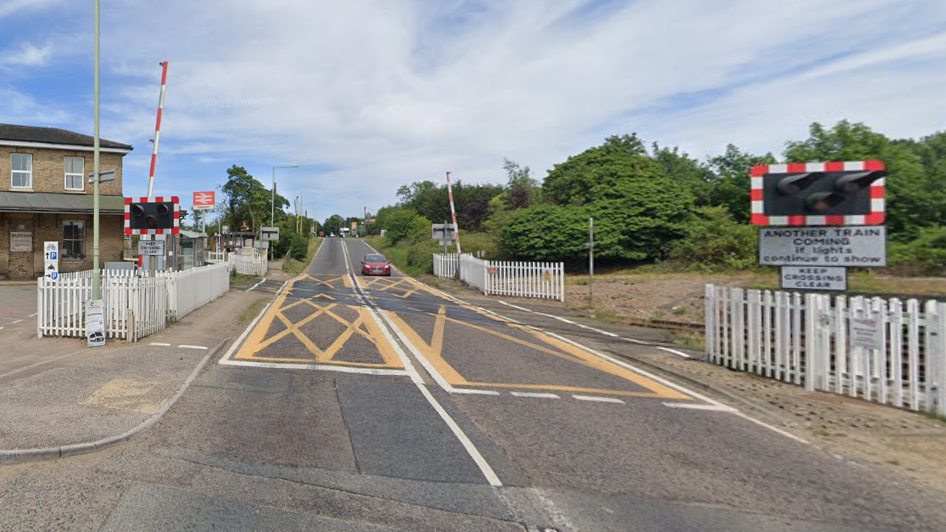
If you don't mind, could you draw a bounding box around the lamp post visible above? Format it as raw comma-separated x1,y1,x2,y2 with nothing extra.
92,0,101,300
271,164,299,226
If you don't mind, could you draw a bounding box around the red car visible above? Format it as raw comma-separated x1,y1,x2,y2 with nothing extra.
361,253,392,276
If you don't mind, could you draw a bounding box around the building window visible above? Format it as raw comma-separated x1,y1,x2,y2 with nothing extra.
65,157,85,191
11,153,32,188
63,221,86,259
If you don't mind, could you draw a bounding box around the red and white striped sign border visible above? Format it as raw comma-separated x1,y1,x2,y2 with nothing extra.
750,160,885,226
123,196,181,235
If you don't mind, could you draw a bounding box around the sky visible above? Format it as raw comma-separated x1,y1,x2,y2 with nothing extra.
1,0,944,224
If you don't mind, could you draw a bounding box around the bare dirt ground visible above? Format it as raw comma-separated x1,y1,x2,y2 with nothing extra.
422,270,946,502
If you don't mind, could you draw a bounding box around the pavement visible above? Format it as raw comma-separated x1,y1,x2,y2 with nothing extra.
0,260,292,464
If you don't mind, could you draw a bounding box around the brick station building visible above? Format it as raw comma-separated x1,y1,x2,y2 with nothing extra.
0,124,133,280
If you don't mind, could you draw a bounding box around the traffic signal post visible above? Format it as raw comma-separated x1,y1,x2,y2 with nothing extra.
750,161,887,292
124,197,181,235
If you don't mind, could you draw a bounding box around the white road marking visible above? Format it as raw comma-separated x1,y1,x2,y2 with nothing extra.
219,281,288,364
344,239,503,487
149,342,171,347
657,346,692,358
573,395,625,404
511,391,560,399
28,313,37,317
0,327,4,331
499,301,533,313
11,320,22,324
450,388,502,396
246,279,266,292
540,329,809,444
663,402,736,412
179,345,208,350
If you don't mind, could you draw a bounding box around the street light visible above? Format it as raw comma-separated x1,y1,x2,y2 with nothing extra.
271,164,299,226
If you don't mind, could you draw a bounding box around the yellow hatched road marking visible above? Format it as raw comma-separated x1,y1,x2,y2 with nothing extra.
234,277,402,368
387,299,690,400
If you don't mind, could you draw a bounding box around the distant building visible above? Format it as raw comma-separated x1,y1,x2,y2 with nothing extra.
0,124,132,280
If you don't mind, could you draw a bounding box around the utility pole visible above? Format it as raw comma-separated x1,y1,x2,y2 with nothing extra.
91,0,101,299
588,217,594,305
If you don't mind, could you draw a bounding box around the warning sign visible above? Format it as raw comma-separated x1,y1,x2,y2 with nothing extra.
759,226,886,267
780,266,847,291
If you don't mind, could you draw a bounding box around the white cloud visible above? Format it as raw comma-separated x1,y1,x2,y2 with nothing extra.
1,42,53,67
2,0,945,217
0,0,60,20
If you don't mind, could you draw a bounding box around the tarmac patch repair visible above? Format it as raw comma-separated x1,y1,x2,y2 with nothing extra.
83,378,172,415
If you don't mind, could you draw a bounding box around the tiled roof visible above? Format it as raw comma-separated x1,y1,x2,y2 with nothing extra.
0,191,126,214
0,124,132,151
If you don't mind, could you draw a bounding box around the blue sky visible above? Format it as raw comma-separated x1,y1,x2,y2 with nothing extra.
2,0,944,224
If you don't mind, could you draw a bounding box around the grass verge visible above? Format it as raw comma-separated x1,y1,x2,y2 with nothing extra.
282,237,321,275
229,271,258,285
364,236,428,277
240,298,268,324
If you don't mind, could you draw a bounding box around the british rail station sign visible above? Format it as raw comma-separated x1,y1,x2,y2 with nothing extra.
759,226,886,267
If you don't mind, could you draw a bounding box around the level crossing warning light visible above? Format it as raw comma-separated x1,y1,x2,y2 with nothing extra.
124,196,180,235
750,161,886,226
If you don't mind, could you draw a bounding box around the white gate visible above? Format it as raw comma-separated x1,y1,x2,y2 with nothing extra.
705,285,946,416
37,264,230,342
434,254,565,301
433,253,458,278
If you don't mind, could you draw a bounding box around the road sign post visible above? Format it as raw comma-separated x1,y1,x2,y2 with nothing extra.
44,241,59,282
261,227,280,241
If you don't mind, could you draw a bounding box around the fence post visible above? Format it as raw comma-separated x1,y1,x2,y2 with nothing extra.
934,301,946,417
704,285,715,363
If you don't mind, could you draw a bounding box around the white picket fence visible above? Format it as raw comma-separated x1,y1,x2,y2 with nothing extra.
38,273,167,342
161,263,230,321
207,251,227,264
705,285,946,417
433,253,565,301
229,251,268,276
37,264,229,342
433,253,458,278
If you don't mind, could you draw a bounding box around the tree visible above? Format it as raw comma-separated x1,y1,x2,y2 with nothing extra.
500,205,590,263
705,144,777,224
527,134,695,262
501,158,541,209
667,206,758,270
783,121,938,239
396,181,449,223
322,214,345,235
221,165,288,234
376,207,429,243
542,134,653,206
650,143,715,207
397,179,501,232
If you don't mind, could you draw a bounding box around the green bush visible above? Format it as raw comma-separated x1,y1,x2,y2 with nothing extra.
665,206,758,271
289,234,309,261
889,225,946,276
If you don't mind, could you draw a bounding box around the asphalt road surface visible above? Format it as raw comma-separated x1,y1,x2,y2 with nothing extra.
1,237,944,531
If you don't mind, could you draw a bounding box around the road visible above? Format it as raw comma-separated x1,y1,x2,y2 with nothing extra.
1,237,943,531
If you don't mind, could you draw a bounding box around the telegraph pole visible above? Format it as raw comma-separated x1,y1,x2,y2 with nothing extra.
588,217,594,304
